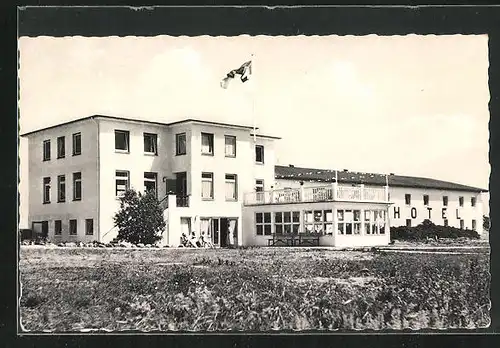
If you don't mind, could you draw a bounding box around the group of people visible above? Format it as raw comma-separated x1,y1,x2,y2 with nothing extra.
181,231,215,248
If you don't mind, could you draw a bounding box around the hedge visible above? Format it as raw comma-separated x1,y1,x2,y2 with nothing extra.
390,219,480,240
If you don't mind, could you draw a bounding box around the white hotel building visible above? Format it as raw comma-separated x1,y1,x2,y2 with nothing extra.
21,115,487,248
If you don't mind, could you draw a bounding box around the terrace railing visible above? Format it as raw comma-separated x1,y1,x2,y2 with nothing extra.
160,194,191,209
243,184,388,206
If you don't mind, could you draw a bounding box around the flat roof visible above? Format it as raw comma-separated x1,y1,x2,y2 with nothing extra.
20,115,260,136
275,165,488,193
250,133,282,140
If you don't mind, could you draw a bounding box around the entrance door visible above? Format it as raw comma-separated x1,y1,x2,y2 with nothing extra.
32,221,48,240
211,218,220,246
175,172,187,196
220,218,228,247
180,217,191,243
228,219,238,246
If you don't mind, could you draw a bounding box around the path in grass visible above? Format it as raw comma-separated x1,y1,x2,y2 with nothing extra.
19,246,490,332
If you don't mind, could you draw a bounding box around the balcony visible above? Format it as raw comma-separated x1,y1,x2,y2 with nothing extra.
243,184,388,206
160,194,190,209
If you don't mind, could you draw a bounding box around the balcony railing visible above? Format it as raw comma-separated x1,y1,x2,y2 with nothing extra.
160,194,190,209
244,185,388,206
176,195,190,207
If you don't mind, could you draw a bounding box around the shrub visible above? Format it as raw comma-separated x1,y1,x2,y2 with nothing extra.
390,219,480,241
113,189,166,245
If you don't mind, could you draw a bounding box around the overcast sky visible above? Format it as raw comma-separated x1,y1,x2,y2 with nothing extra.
18,35,490,217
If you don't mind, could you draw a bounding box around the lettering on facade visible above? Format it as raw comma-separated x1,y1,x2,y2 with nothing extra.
390,206,458,221
394,206,400,219
411,207,417,219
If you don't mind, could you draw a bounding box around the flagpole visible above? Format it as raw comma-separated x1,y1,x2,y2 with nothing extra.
251,53,256,143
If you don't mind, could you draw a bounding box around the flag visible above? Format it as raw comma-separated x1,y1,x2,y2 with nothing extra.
220,60,252,89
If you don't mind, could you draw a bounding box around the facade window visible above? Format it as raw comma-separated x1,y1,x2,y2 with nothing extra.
459,196,464,207
423,195,429,206
405,194,411,205
143,133,158,155
443,196,448,206
274,211,300,235
176,133,186,155
144,172,158,197
73,172,82,201
85,219,94,235
57,136,65,158
471,197,477,207
43,140,51,161
201,172,214,200
255,179,264,192
54,220,62,235
225,135,236,157
225,174,238,201
72,132,81,156
337,210,361,235
364,210,386,235
305,209,333,235
444,219,449,227
115,171,130,198
406,219,412,227
460,219,465,230
43,177,51,203
255,145,265,164
201,133,214,155
57,175,66,202
255,212,272,236
472,219,477,231
115,130,130,152
69,219,77,235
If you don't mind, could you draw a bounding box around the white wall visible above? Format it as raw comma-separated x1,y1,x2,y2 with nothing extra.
97,118,170,243
276,178,485,234
388,186,484,233
27,119,99,242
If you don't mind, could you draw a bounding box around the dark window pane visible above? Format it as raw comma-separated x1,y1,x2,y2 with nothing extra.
264,225,272,235
275,224,283,234
275,212,282,223
264,212,271,223
256,213,263,223
256,225,263,235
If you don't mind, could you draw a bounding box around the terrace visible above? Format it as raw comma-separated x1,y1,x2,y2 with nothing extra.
243,184,389,206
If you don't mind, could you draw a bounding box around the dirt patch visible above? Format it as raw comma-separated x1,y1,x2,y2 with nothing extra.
294,276,378,286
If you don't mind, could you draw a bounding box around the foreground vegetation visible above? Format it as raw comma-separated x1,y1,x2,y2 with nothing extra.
391,220,481,241
19,247,490,332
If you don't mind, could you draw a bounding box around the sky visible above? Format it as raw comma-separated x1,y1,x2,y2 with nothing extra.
18,35,491,223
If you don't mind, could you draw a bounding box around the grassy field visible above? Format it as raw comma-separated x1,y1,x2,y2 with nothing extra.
19,246,490,332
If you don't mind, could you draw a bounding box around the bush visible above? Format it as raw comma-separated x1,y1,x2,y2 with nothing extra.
113,189,166,245
390,219,480,241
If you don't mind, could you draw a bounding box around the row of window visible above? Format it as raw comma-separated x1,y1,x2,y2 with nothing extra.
115,130,266,163
44,170,264,203
115,171,159,198
43,172,81,203
255,209,387,236
114,171,247,201
201,172,239,200
405,218,477,231
43,133,81,161
404,194,477,207
115,130,159,155
52,218,94,236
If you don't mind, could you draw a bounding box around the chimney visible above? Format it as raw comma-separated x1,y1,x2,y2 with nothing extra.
343,169,349,172
390,173,395,176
